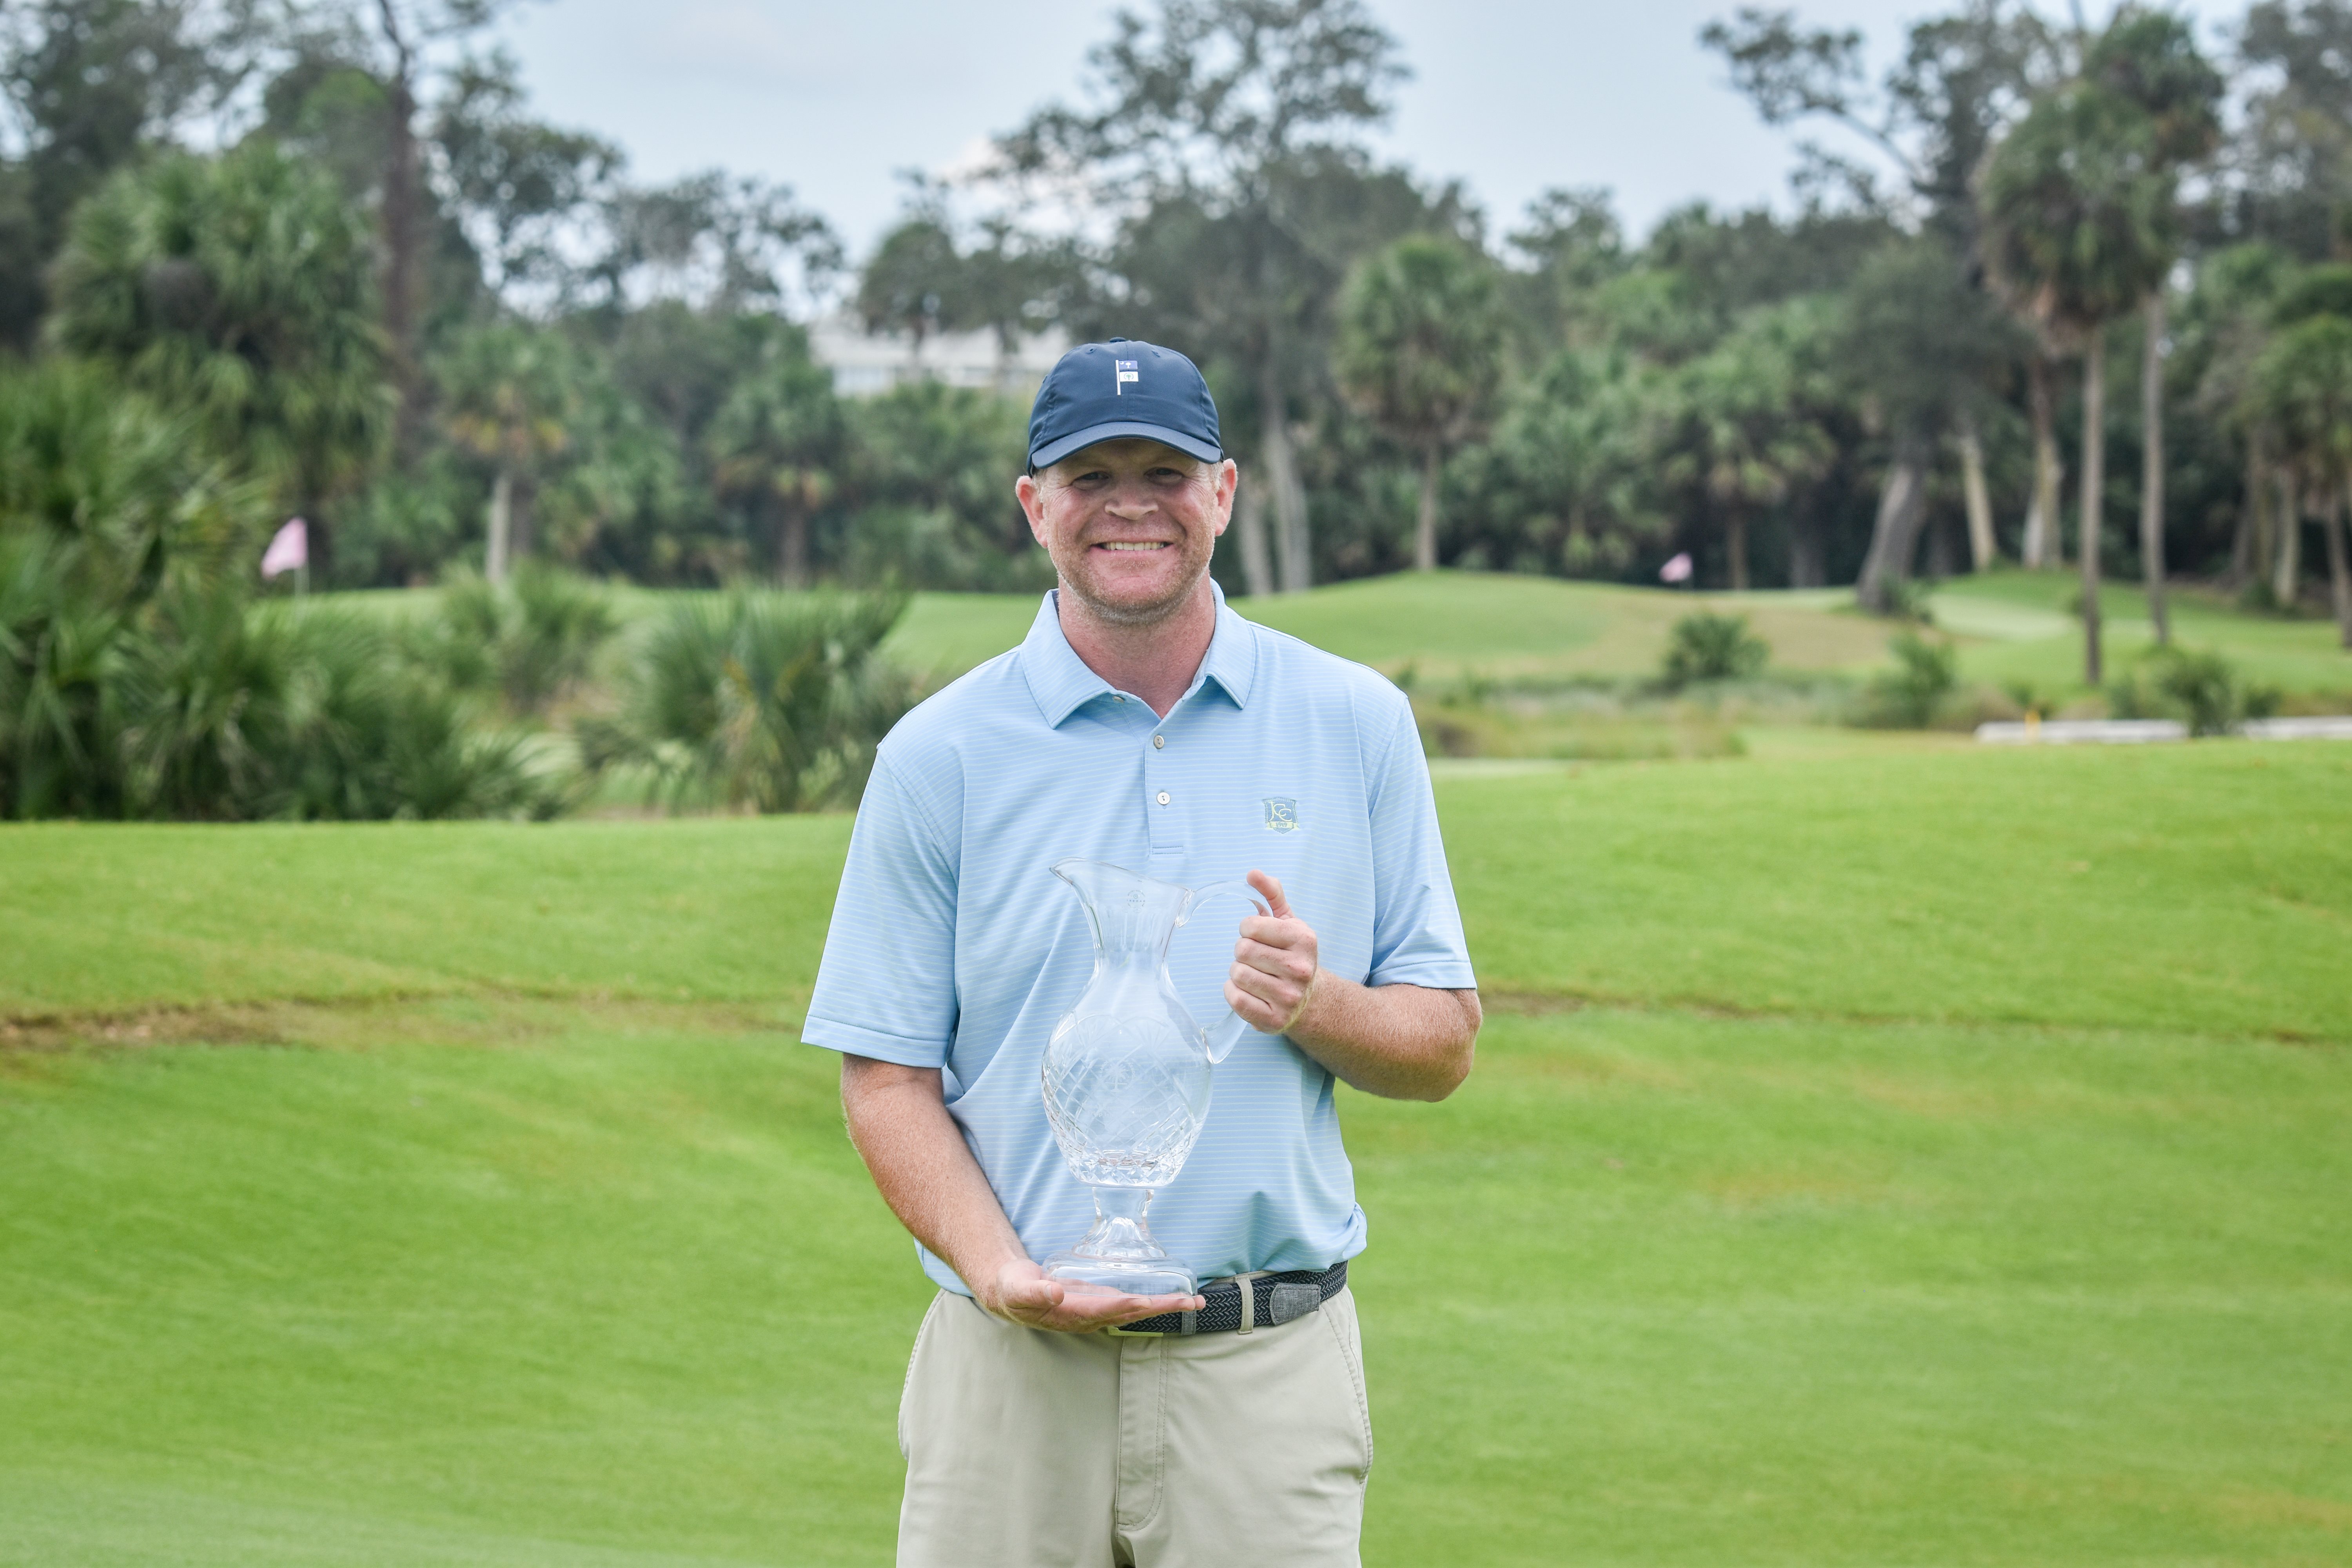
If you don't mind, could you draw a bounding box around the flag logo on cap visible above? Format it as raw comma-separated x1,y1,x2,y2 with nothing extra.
1114,359,1139,395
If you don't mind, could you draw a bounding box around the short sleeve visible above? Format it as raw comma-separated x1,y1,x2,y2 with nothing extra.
1364,695,1478,990
800,754,960,1066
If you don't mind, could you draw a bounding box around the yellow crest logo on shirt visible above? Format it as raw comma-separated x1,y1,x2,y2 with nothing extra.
1262,797,1299,833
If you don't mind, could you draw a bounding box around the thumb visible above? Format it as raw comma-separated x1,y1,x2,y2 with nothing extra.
1030,1278,1067,1316
1000,1272,1063,1320
1247,869,1292,919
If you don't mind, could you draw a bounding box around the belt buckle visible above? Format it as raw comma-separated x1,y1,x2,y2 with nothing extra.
1105,1308,1194,1338
1268,1281,1322,1324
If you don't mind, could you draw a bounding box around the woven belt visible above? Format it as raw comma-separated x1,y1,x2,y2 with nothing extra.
1107,1261,1347,1336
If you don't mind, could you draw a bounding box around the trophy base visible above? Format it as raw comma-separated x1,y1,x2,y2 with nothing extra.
1044,1252,1198,1298
1043,1185,1197,1298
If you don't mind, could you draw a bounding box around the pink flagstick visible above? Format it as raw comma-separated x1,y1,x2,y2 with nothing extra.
261,519,308,579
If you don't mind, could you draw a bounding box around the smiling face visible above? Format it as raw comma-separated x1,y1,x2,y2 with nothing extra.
1016,438,1238,627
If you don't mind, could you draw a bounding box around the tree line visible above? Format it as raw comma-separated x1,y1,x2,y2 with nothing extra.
5,0,2352,664
881,0,2352,681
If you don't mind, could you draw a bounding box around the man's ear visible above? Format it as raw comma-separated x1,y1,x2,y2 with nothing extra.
1016,472,1049,547
1211,458,1238,537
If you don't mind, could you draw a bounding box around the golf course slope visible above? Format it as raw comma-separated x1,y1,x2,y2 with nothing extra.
4,741,2349,1565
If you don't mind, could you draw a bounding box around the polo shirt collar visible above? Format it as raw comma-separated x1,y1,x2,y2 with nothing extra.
1019,582,1258,728
1197,582,1257,710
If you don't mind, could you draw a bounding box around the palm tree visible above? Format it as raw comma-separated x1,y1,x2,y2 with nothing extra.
2185,246,2297,593
2254,315,2352,649
2019,349,2067,570
46,141,392,571
1481,347,1673,582
2251,264,2352,611
858,217,965,366
708,339,845,587
436,323,579,584
0,358,267,595
1842,240,2014,613
1334,235,1506,572
1984,81,2177,683
2084,9,2223,645
1663,298,1838,592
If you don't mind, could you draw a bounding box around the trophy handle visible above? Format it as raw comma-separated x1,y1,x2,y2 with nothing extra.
1180,880,1273,1064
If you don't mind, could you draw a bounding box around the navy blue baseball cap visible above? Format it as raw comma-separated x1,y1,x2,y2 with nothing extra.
1027,338,1222,470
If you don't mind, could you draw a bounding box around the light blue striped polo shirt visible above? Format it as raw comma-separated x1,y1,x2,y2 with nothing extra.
801,584,1476,1297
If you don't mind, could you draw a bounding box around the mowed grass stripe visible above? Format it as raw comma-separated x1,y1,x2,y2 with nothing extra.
1353,1007,2352,1565
3,1471,780,1568
1,1028,924,1567
3,1007,2344,1564
1446,742,2352,1040
0,818,852,1015
9,742,2345,1038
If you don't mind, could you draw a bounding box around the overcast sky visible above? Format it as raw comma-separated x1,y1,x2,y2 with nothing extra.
490,1,2234,258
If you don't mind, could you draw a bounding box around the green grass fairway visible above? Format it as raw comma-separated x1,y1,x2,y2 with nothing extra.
5,744,2349,1564
883,571,1898,683
882,568,2352,702
334,565,2352,705
1237,573,1897,678
1929,571,2352,701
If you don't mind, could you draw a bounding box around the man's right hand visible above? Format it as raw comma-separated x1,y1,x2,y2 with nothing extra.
977,1257,1204,1334
839,1057,1205,1334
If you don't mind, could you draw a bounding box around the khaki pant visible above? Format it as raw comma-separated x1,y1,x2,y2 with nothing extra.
896,1287,1373,1567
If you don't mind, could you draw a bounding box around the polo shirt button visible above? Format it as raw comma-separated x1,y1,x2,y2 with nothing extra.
1152,735,1165,749
1156,791,1171,806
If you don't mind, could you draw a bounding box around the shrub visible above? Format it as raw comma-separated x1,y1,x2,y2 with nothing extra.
141,600,561,820
116,581,296,818
1661,612,1769,686
4,562,558,822
263,609,560,820
421,563,617,716
0,530,132,818
1853,631,1958,728
2235,577,2286,616
2000,678,2055,719
2154,650,2244,737
589,589,918,812
2108,648,2281,737
1877,576,1936,625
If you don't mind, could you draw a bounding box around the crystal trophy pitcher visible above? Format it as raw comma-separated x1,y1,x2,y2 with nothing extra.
1039,858,1269,1297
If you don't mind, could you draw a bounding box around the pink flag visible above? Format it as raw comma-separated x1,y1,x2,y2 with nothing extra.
261,518,308,579
1659,551,1693,584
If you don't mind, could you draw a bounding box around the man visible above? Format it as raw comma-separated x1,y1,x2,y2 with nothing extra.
802,338,1479,1566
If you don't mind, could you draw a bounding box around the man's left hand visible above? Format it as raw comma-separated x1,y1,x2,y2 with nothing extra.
1228,870,1318,1034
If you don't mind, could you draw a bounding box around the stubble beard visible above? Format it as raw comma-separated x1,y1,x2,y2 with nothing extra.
1055,538,1213,628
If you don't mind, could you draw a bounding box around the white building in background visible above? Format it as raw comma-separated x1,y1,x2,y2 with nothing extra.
808,312,1069,399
